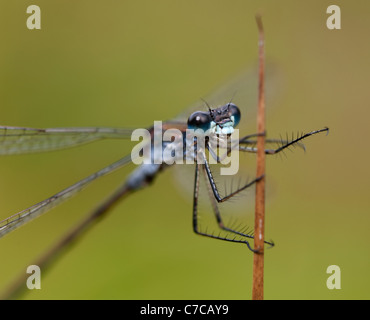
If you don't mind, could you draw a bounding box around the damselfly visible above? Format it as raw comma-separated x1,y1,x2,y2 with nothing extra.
0,67,328,252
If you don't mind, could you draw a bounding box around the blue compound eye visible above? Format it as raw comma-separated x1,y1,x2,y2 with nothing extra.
228,103,241,127
187,111,212,131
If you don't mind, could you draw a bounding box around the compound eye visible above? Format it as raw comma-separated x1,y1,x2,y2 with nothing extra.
187,111,212,131
227,103,241,127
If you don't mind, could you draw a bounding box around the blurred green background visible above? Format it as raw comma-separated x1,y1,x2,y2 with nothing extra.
0,0,369,300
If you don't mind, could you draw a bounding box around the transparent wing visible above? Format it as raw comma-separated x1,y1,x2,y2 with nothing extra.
172,62,282,132
0,126,135,155
0,64,280,156
0,154,132,238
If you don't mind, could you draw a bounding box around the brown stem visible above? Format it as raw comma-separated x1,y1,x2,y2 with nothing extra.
252,14,266,301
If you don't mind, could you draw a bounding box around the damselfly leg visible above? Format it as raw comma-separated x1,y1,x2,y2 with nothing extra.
190,126,328,252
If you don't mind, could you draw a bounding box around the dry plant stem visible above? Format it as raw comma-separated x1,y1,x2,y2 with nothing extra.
252,15,266,301
1,183,133,300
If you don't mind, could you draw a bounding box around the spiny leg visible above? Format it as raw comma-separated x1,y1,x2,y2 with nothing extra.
208,131,305,162
239,128,329,155
192,164,259,250
203,154,263,203
202,166,274,252
240,138,305,152
207,132,265,163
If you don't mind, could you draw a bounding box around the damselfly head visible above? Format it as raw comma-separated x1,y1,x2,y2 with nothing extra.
187,103,241,135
